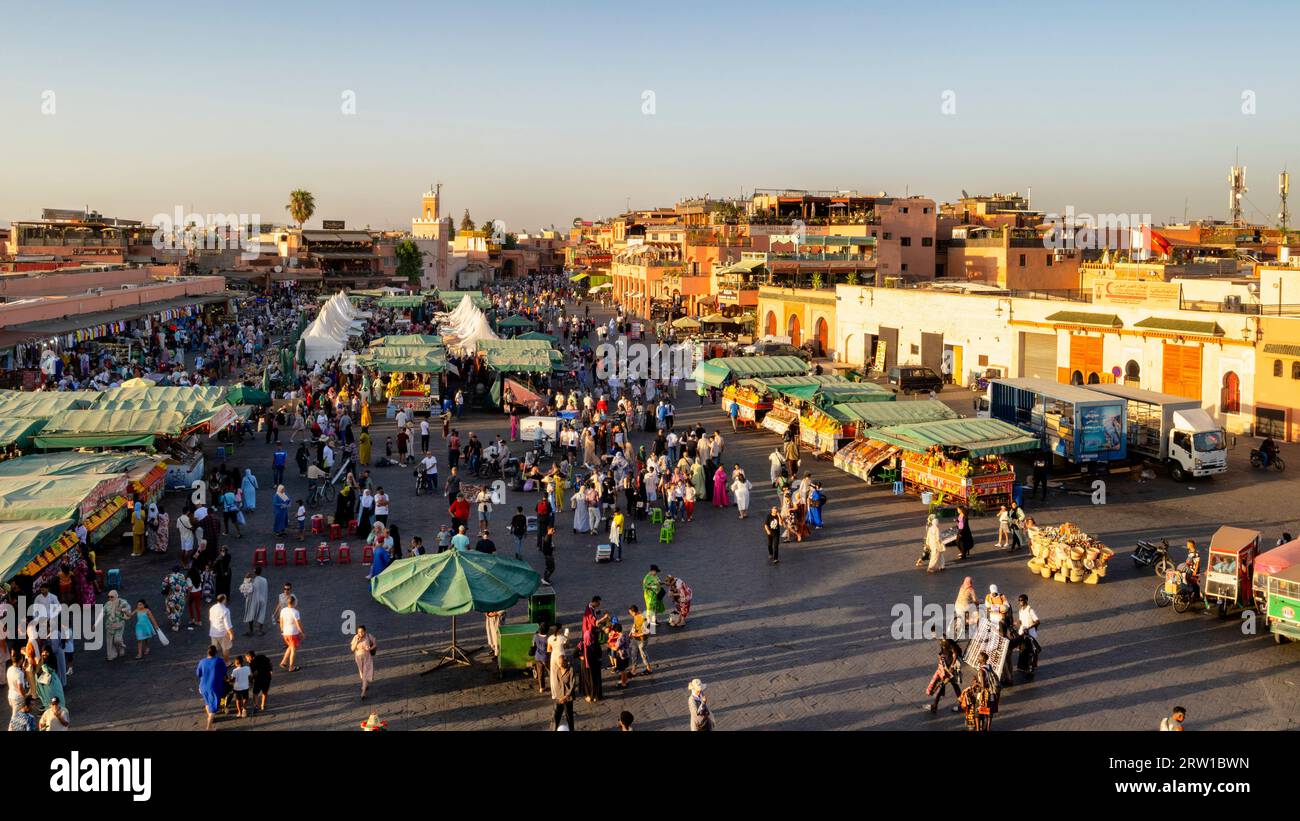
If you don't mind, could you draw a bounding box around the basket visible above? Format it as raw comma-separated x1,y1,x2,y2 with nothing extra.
1040,567,1052,579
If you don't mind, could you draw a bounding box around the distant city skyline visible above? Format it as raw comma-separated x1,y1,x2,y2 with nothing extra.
2,1,1298,231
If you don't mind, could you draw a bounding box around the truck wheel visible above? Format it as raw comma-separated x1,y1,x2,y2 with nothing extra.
1170,464,1186,482
1275,632,1290,645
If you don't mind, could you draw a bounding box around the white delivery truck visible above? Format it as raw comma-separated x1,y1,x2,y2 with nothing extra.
1086,383,1227,481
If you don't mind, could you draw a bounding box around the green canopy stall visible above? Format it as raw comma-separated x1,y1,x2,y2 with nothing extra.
692,355,809,389
0,519,75,584
371,551,541,671
226,386,272,407
824,399,957,426
866,418,1042,457
0,418,48,450
32,408,190,449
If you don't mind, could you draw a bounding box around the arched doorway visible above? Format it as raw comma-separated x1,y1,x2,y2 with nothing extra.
1125,360,1140,384
815,317,829,357
1087,372,1100,384
765,311,777,337
1070,370,1084,385
1221,371,1240,414
787,314,801,347
842,333,856,364
503,259,516,278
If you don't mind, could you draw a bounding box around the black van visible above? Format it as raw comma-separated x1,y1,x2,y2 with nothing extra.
888,366,944,394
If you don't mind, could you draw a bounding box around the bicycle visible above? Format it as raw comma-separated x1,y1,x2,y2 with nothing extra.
306,480,336,509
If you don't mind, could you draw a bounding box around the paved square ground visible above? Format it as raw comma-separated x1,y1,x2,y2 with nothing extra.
69,316,1300,732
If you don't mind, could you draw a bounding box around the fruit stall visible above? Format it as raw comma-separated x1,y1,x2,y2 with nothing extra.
761,398,801,437
833,438,900,481
1027,522,1115,584
721,382,772,425
899,449,1016,508
854,418,1041,510
799,406,857,454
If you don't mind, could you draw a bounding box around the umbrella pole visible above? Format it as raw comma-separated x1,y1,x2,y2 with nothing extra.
421,615,483,674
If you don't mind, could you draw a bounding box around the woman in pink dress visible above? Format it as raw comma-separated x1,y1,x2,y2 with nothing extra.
712,466,730,507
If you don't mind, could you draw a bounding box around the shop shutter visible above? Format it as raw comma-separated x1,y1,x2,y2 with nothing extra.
1161,343,1202,400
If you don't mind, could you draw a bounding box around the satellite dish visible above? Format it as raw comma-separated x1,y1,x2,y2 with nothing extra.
961,189,970,199
273,265,283,273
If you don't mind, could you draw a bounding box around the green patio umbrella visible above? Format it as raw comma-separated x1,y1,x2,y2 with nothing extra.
370,551,541,671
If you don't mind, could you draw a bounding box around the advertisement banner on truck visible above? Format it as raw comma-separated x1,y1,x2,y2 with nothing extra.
1079,404,1124,456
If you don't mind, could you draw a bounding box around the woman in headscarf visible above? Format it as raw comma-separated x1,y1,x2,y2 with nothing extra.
131,503,147,557
34,647,66,711
103,589,132,660
953,576,979,638
358,426,372,466
925,514,946,573
356,487,374,537
272,485,290,536
153,505,170,554
572,481,590,534
160,566,190,632
712,465,730,508
664,574,693,627
690,458,706,501
145,502,160,553
241,468,259,513
730,471,752,519
334,476,356,528
807,483,826,529
213,546,233,599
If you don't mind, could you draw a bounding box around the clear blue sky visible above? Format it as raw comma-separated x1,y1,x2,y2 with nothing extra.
2,0,1298,232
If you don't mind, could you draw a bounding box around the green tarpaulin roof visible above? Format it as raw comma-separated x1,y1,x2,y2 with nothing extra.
0,519,75,583
0,476,115,523
226,387,271,406
369,334,444,347
772,381,895,406
0,452,156,478
1133,317,1224,336
516,331,557,344
378,296,427,308
692,355,809,388
0,418,48,449
569,272,589,281
438,291,490,309
0,391,98,418
33,408,189,448
359,348,448,373
96,385,228,407
497,315,536,328
824,399,958,426
1044,311,1123,328
865,418,1042,457
477,339,555,373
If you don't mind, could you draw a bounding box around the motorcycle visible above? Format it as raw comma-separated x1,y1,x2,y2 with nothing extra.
1154,566,1203,614
1133,538,1175,577
1249,449,1285,472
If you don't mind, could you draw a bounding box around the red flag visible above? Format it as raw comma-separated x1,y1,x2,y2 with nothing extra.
1146,227,1173,257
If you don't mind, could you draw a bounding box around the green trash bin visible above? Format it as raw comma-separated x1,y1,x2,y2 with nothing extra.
528,583,556,629
497,622,539,677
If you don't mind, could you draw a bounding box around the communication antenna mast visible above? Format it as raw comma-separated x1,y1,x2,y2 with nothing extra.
1279,169,1290,234
1229,153,1247,227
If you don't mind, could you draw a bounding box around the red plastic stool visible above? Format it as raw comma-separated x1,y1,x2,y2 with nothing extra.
362,544,374,563
273,544,287,566
337,543,351,564
347,519,359,536
293,546,308,565
311,515,325,535
316,542,332,564
253,547,268,567
329,523,342,541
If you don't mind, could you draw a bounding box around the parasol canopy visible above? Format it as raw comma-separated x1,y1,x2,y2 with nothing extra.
370,550,540,616
670,316,701,330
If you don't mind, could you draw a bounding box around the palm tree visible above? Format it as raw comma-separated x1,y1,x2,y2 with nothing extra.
286,190,316,229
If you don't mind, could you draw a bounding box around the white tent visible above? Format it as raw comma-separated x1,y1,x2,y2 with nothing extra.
302,291,367,364
442,296,498,352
